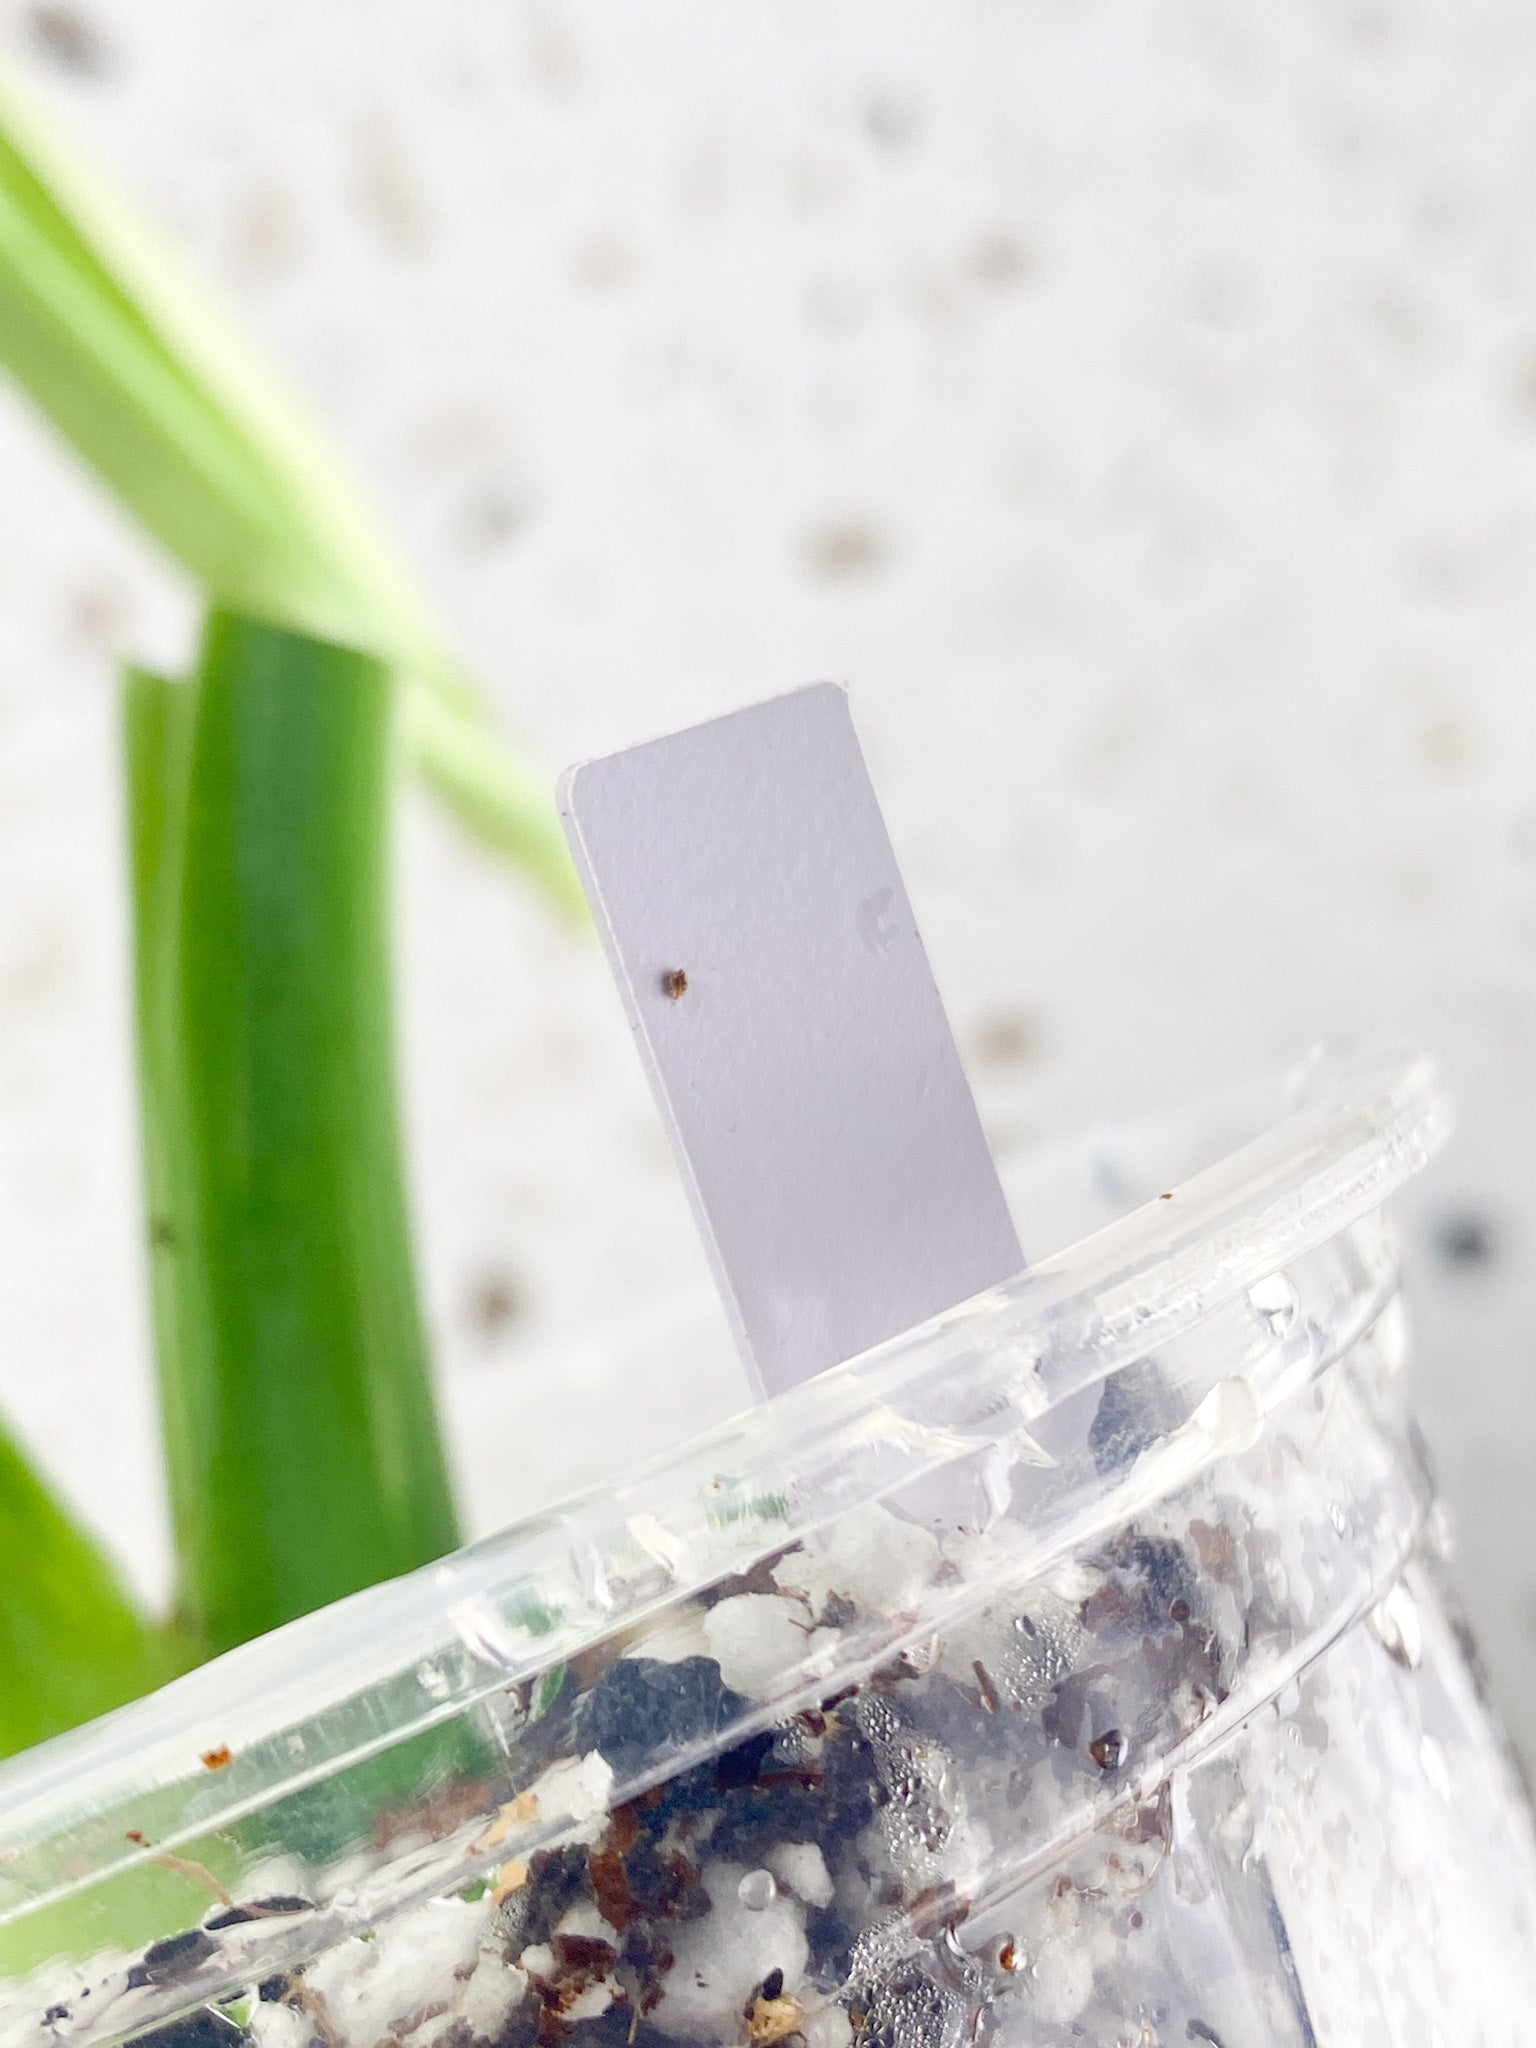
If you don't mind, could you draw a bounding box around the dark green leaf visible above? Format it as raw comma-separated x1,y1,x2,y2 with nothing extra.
144,611,459,1655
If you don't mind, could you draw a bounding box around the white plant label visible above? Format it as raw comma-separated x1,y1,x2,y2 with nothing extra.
560,682,1023,1401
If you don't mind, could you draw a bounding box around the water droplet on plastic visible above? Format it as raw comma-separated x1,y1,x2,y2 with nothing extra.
930,1923,990,2012
738,1868,777,1911
1089,1728,1127,1771
1329,1502,1350,1538
857,1694,901,1746
863,1965,966,2048
449,1596,523,1670
934,1923,972,1979
1249,1270,1299,1337
847,1913,911,1991
415,1659,450,1701
1190,1376,1263,1455
1368,1581,1423,1670
626,1511,688,1580
575,1541,615,1613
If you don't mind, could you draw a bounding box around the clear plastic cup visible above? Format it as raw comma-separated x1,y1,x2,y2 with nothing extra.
4,1044,1534,2048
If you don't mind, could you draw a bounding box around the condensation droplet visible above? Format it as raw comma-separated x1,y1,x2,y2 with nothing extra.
1089,1728,1127,1771
575,1541,616,1613
738,1868,777,1911
1329,1502,1350,1538
863,1965,966,2048
626,1511,688,1580
1190,1375,1263,1456
1249,1270,1299,1338
449,1596,523,1670
1368,1581,1424,1671
935,1923,969,1970
415,1658,450,1701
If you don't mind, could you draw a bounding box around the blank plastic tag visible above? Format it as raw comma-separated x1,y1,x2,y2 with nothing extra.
559,683,1023,1401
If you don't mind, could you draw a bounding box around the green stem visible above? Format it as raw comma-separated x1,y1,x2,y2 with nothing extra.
131,610,459,1657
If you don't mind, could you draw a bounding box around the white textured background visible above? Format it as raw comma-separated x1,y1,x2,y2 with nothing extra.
2,2,1535,1763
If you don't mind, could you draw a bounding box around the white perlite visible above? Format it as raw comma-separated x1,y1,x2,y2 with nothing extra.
1028,1941,1095,2027
520,1944,616,2024
247,2003,308,2048
528,1750,615,1845
774,1503,940,1617
627,1608,713,1664
653,1862,809,2041
555,1902,621,1944
704,1594,819,1698
767,1841,834,1909
303,1899,483,2046
460,1956,527,2041
802,2006,855,2048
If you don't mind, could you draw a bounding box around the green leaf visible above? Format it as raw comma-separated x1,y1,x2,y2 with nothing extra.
0,59,578,903
401,685,587,920
0,64,432,660
123,659,208,1632
136,610,460,1656
0,667,194,1762
0,1421,180,1759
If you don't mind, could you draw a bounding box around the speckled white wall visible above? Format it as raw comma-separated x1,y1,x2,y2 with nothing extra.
2,0,1535,1761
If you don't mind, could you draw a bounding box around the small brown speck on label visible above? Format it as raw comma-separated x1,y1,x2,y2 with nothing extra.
200,1746,233,1771
662,969,688,1000
1159,1191,1174,1201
